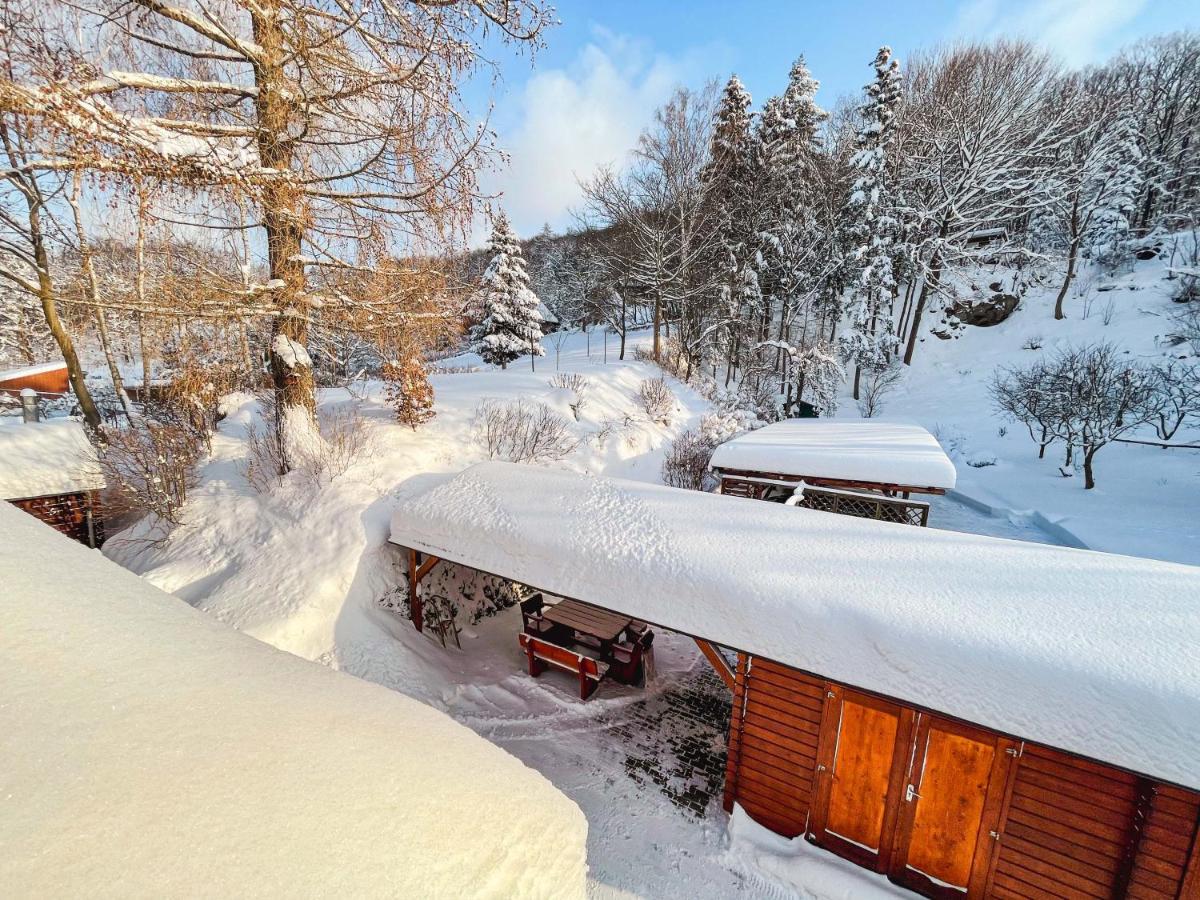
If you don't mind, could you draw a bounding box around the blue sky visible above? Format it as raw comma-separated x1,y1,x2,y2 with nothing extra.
477,0,1200,238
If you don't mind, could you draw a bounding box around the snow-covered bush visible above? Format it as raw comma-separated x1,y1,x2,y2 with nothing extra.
857,362,903,418
662,429,716,491
382,356,436,430
637,376,675,426
97,415,206,533
472,398,578,463
243,393,367,492
793,341,845,416
736,372,781,423
548,372,589,421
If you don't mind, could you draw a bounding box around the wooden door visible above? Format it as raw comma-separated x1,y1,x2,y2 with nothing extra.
810,685,915,871
888,714,1017,898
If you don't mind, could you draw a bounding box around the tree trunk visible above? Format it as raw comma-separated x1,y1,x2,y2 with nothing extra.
903,253,942,366
69,174,134,424
1054,237,1079,321
1083,445,1099,490
252,3,314,471
27,203,101,431
652,292,661,362
852,364,862,401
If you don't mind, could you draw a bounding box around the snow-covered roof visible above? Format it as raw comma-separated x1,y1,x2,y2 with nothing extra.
709,420,957,490
390,462,1200,790
0,418,104,499
0,360,67,382
0,502,587,898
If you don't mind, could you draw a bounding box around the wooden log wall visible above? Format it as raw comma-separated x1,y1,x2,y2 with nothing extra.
8,491,103,547
724,653,1200,900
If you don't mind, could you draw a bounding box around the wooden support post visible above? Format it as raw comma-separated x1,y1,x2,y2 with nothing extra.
695,638,735,690
722,653,749,814
406,548,422,633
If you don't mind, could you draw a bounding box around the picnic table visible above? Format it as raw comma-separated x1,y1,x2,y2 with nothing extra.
542,599,632,651
519,596,654,698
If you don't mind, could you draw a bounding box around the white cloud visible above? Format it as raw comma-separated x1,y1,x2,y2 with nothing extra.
948,0,1149,67
482,29,718,240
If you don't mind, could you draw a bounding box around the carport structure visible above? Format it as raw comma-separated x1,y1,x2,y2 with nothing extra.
390,461,1200,899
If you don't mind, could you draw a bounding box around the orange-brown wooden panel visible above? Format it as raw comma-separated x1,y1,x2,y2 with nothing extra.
889,716,1014,898
725,656,825,839
991,744,1138,899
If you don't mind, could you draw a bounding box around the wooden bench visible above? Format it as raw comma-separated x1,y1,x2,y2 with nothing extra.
518,632,610,699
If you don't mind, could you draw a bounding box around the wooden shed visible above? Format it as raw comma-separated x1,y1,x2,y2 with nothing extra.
0,361,71,398
711,420,957,526
390,463,1200,900
1,418,105,547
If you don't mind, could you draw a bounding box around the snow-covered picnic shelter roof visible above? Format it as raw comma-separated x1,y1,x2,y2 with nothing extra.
709,420,957,490
390,462,1200,790
0,502,587,898
0,418,104,500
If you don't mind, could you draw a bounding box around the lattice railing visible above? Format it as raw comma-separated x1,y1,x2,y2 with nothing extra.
799,487,929,527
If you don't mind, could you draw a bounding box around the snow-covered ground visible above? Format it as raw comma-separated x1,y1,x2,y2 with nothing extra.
95,248,1199,898
882,252,1200,565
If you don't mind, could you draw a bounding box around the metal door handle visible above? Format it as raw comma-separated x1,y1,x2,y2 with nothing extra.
905,783,921,802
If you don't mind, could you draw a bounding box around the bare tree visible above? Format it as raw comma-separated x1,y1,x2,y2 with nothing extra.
898,42,1070,365
2,0,550,466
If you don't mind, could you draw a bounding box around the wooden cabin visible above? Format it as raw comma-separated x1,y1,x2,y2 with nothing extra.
1,418,105,547
0,361,71,399
711,420,957,526
390,463,1200,900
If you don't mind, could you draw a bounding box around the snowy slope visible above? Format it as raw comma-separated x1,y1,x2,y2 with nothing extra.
107,333,710,665
873,250,1200,565
0,502,587,899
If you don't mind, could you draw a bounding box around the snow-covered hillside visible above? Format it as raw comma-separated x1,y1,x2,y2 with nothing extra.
885,250,1199,565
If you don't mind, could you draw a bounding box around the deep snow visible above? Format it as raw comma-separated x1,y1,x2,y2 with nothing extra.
96,243,1200,898
0,502,587,899
391,460,1200,791
0,417,103,499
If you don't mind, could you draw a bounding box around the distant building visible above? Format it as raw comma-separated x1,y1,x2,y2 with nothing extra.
0,418,105,547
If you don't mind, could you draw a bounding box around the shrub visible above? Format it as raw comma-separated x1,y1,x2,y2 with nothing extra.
549,371,590,421
472,398,579,463
857,362,903,418
96,415,206,531
382,356,436,430
638,376,675,426
243,392,367,491
662,428,718,491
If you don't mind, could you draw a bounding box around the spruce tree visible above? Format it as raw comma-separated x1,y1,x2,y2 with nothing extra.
757,57,827,393
471,211,545,369
703,75,760,384
840,46,903,399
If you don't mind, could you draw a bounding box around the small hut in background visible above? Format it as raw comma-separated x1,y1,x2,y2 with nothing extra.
0,417,105,547
0,361,70,399
710,420,956,526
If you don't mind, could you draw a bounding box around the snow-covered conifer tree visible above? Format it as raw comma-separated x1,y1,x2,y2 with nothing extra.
840,46,903,398
471,212,545,369
756,57,827,388
702,75,761,384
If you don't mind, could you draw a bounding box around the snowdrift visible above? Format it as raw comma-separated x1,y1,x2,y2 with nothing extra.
0,502,587,899
391,461,1200,790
